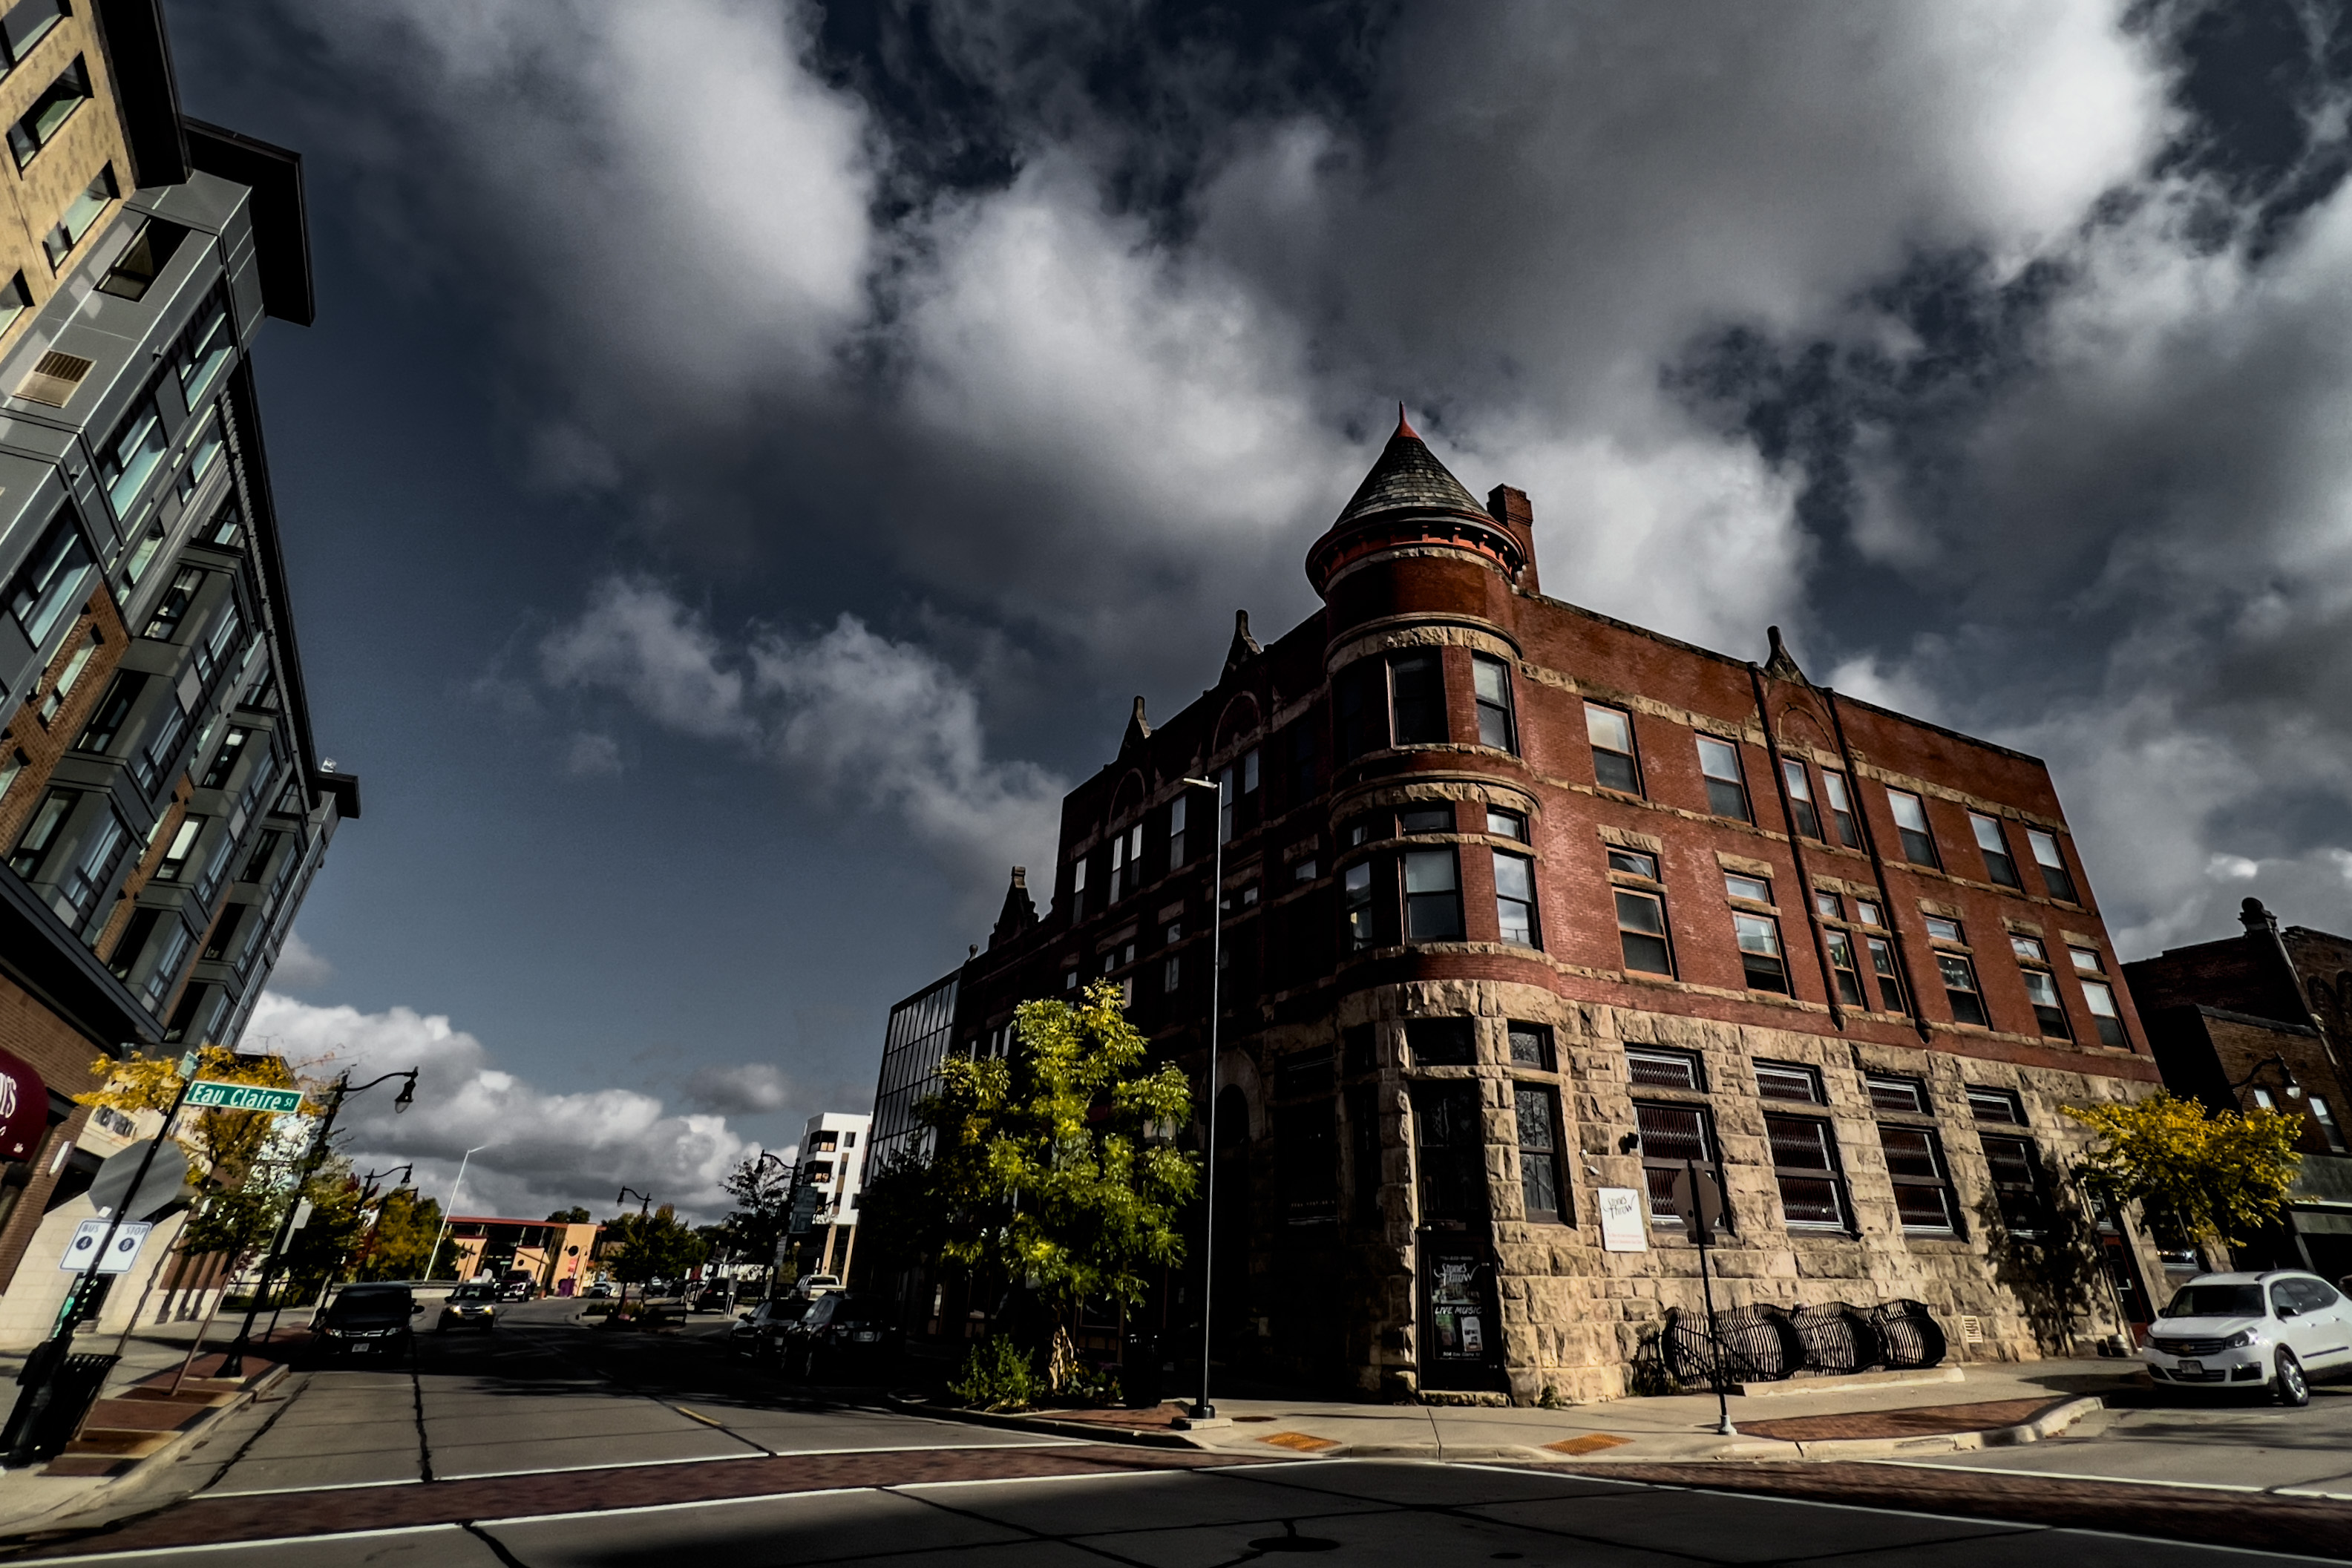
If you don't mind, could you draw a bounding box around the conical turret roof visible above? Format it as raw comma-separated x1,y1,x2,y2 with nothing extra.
1331,407,1490,530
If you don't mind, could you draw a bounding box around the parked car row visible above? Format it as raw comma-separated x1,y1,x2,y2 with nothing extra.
727,1291,899,1381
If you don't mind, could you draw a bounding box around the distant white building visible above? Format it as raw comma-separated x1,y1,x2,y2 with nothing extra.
796,1111,870,1279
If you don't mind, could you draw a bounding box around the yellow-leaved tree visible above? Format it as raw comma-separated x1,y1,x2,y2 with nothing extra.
2061,1092,2302,1260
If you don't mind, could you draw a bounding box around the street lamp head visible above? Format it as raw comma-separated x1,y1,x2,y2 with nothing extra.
1179,776,1215,790
392,1072,417,1114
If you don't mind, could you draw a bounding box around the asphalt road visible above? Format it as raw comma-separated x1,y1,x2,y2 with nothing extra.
1890,1374,2352,1499
9,1307,2345,1567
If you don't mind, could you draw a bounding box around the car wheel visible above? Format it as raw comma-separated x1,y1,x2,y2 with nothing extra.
2276,1348,2310,1408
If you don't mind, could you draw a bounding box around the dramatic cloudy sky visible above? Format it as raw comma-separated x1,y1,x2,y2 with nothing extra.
163,1,2352,1218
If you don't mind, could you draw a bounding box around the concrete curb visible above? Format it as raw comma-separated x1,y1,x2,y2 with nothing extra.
1783,1395,2105,1460
884,1395,1207,1450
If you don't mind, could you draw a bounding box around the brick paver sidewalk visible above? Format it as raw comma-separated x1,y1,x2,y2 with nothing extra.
1734,1397,2074,1443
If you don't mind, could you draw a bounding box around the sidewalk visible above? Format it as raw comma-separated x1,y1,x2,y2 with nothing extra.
903,1358,2140,1465
0,1314,308,1539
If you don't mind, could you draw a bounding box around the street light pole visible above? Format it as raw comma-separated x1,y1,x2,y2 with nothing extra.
615,1186,653,1319
423,1143,491,1287
1179,774,1225,1421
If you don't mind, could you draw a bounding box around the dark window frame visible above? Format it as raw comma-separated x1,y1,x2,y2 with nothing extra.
1821,767,1861,847
1614,885,1674,976
1888,789,1941,868
1733,910,1790,994
1781,759,1823,839
1766,1112,1853,1232
1971,813,2023,889
1879,1122,1964,1236
1402,845,1463,941
1493,847,1539,948
1473,652,1516,753
1586,701,1642,795
1388,650,1447,747
1633,1098,1729,1233
1696,735,1752,821
1514,1083,1566,1224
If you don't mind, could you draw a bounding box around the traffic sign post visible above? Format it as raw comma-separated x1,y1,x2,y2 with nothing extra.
59,1220,151,1275
1671,1160,1737,1437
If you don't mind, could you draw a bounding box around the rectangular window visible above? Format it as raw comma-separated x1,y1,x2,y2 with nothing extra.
1287,724,1315,803
41,161,114,269
1867,936,1909,1014
0,269,27,336
5,510,92,648
200,727,252,791
1389,651,1447,746
1403,847,1462,939
1485,807,1526,842
239,830,282,885
1414,1081,1487,1221
1634,1100,1723,1230
106,905,160,980
1888,790,1939,867
2311,1095,2348,1155
143,566,205,640
1971,813,2022,889
1397,803,1451,833
1866,1073,1930,1115
1340,814,1380,848
1343,1023,1377,1077
73,672,143,754
8,788,71,879
1615,888,1673,975
1586,703,1640,794
1767,1115,1850,1230
1069,852,1087,919
1162,954,1180,994
1107,827,1130,903
2019,967,2072,1039
1855,898,1884,927
0,747,23,803
1507,1022,1553,1069
2068,943,2105,974
1734,911,1789,994
140,920,190,1008
2009,933,2047,964
1335,660,1384,761
1608,846,1657,879
1980,1133,2046,1236
152,816,201,882
1724,871,1772,903
1291,858,1317,883
1824,928,1866,1008
1406,1017,1475,1067
1167,795,1187,867
1473,653,1516,752
1968,1086,2025,1124
101,394,168,519
1515,1086,1564,1223
1781,760,1822,839
2080,977,2127,1048
179,411,226,498
1754,1060,1824,1103
1277,1100,1338,1225
8,54,87,169
96,218,190,303
1627,1046,1703,1090
1343,861,1374,951
36,627,96,722
1924,914,1964,943
1822,769,1861,847
201,904,245,965
1937,951,1988,1026
2025,829,2078,901
1,0,65,65
59,805,129,922
1879,1125,1961,1234
1347,1082,1381,1222
178,295,235,407
1696,735,1751,821
1493,849,1538,947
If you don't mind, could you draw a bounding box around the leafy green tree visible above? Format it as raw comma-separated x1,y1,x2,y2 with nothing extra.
355,1188,443,1280
602,1204,707,1299
2063,1092,2303,1259
281,1159,367,1301
888,982,1195,1388
546,1206,592,1224
719,1153,795,1287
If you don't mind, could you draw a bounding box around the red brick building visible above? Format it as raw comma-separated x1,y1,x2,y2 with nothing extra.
915,413,2168,1400
2125,899,2352,1282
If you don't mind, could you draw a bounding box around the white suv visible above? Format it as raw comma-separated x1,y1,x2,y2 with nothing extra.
2143,1270,2352,1406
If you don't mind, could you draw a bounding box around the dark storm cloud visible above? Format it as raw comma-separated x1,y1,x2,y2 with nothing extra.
159,0,2352,1204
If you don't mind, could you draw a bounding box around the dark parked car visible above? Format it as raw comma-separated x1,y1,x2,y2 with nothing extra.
731,1296,810,1358
317,1285,418,1359
779,1293,898,1382
496,1276,534,1303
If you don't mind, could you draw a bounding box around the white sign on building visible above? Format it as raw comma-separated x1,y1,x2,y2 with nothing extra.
1597,1187,1647,1253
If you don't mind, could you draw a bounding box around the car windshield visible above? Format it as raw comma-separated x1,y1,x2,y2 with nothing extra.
2163,1284,2265,1319
451,1285,495,1301
332,1289,411,1321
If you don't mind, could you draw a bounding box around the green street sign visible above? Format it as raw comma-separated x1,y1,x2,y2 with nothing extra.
185,1081,304,1114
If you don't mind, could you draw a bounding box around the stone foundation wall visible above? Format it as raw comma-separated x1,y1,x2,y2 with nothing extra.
1241,977,2166,1404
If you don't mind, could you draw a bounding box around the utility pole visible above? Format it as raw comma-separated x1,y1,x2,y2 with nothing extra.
1178,773,1225,1421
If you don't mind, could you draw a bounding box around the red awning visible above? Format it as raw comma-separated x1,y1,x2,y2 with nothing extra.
0,1046,47,1161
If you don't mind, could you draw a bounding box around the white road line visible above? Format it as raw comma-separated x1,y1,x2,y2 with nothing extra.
18,1522,478,1564
200,1476,427,1499
892,1467,1198,1492
459,1482,873,1529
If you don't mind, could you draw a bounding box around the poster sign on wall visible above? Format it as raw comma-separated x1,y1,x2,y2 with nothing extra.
1598,1187,1647,1253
